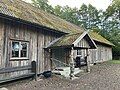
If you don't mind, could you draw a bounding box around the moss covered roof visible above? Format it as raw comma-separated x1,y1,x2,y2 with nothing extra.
0,0,84,33
49,32,83,47
89,32,114,46
0,0,113,46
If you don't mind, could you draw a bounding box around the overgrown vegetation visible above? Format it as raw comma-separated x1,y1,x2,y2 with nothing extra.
32,0,120,59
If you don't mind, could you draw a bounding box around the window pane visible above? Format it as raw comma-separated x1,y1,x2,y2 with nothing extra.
12,42,20,57
77,50,82,55
21,42,28,57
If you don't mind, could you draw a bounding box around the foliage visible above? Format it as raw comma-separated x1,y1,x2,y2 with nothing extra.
32,0,120,59
32,0,54,14
105,0,120,59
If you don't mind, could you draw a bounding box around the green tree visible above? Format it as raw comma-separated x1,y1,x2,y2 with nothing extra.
105,0,120,19
104,0,120,59
32,0,54,14
54,5,63,17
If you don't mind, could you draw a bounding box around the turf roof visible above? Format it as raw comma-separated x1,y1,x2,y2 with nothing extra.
49,32,83,47
0,0,113,46
0,0,83,33
89,32,114,46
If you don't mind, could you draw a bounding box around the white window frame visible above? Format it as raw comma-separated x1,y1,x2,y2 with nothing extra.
10,40,29,60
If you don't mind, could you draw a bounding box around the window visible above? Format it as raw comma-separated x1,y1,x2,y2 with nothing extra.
77,50,82,55
11,40,29,59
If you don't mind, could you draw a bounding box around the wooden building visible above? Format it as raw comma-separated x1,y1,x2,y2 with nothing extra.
0,0,114,82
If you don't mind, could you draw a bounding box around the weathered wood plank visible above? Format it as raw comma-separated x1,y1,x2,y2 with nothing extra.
0,65,31,74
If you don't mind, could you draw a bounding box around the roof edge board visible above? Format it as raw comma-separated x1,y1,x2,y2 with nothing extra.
73,31,97,49
0,13,67,35
73,31,88,46
45,37,63,48
87,34,97,49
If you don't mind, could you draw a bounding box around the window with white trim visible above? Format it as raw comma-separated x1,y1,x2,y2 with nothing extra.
11,40,29,59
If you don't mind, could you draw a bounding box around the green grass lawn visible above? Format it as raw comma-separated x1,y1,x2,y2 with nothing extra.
108,60,120,64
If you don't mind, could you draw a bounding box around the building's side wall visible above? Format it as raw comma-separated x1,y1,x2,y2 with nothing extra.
3,21,38,79
38,30,60,72
73,39,112,64
0,20,5,69
0,19,61,80
96,44,112,62
89,44,112,64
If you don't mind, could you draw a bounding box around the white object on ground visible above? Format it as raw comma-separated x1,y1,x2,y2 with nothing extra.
52,67,83,78
0,87,8,90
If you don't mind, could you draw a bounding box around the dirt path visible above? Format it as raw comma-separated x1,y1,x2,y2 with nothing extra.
2,62,120,90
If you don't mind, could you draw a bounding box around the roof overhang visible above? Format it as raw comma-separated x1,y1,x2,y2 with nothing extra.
73,31,97,49
0,13,66,35
46,31,97,49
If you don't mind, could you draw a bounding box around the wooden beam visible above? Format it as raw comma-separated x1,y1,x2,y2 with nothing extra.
74,47,89,50
49,49,53,70
69,47,75,79
0,73,34,84
86,49,90,72
0,65,31,74
31,61,37,81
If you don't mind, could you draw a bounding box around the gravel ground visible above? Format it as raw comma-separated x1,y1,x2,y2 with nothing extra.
2,62,120,90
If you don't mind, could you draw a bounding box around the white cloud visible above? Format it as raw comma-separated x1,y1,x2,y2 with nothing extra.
24,0,112,10
48,0,112,10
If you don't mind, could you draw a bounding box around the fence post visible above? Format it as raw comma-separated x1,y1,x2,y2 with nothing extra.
31,61,37,81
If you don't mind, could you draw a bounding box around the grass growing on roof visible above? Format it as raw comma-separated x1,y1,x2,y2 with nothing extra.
89,31,114,46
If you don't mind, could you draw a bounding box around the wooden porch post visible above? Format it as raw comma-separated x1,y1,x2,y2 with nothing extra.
86,49,90,72
70,47,75,79
49,49,53,70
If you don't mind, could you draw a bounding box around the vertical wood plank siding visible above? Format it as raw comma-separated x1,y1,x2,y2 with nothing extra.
0,20,5,79
89,44,112,64
0,20,4,69
74,38,90,58
76,38,90,48
73,38,112,64
0,19,62,80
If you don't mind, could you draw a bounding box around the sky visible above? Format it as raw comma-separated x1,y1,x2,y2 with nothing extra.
24,0,112,11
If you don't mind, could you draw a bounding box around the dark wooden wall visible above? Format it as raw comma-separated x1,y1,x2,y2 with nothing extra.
0,18,62,80
0,20,4,69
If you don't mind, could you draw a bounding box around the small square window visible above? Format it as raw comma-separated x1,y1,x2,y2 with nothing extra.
11,40,29,59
